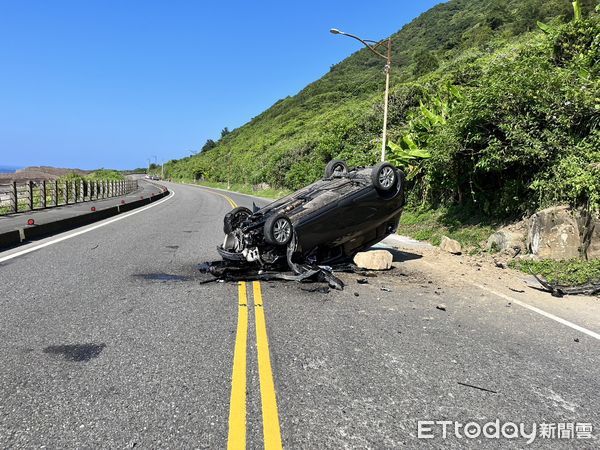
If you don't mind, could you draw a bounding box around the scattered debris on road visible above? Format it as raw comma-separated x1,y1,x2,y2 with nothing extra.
494,260,508,269
380,286,392,292
436,304,447,311
357,278,369,284
509,287,525,293
457,381,498,394
198,260,346,290
528,274,600,297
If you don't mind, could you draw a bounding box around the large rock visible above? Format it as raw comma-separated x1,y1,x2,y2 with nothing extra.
486,229,526,254
353,250,393,270
583,214,600,260
439,236,462,255
527,206,581,260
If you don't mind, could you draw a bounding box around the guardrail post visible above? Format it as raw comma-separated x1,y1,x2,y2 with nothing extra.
80,180,84,202
28,181,34,211
54,180,59,206
41,181,46,208
12,181,18,213
63,181,68,204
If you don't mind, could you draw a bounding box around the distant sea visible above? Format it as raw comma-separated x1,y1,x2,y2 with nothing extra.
0,166,21,173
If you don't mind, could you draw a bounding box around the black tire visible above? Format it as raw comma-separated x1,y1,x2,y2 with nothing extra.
264,213,293,246
324,159,349,178
371,162,398,192
223,206,252,234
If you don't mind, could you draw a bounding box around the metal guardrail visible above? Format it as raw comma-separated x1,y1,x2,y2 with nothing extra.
0,179,138,215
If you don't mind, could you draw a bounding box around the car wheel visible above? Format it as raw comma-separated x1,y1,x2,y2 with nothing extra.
324,160,349,178
264,214,293,246
372,162,398,191
223,206,252,234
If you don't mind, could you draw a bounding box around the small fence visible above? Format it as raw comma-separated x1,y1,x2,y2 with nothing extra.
0,179,139,215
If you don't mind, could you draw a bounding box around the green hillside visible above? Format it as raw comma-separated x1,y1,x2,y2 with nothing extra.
166,0,599,219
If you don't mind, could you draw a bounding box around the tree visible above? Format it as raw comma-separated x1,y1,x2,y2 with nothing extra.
201,139,217,152
221,127,230,138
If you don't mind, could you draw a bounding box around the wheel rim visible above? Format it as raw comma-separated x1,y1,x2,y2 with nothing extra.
273,218,291,243
333,164,346,175
379,166,395,188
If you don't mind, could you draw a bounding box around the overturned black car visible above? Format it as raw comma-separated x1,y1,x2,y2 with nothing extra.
217,160,405,270
217,160,405,272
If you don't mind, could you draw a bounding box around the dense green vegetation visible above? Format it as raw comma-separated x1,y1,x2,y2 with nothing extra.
509,258,600,285
166,0,599,221
398,206,496,253
59,169,124,182
182,180,291,200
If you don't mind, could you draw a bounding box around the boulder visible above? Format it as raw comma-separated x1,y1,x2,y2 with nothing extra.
486,230,526,255
527,206,581,260
439,236,462,255
353,250,393,271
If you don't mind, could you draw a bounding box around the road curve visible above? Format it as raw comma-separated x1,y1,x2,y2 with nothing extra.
0,181,598,448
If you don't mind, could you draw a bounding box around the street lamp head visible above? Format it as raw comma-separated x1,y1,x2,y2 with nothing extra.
330,28,343,35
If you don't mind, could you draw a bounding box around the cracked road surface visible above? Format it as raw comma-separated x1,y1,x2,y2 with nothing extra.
0,181,599,448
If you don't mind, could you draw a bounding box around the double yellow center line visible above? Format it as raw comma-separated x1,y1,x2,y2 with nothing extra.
217,193,282,449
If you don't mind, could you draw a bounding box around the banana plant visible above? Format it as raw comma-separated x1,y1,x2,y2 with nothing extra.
572,0,582,21
387,138,431,181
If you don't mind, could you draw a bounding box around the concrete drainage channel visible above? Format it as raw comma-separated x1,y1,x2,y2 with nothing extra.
0,187,170,250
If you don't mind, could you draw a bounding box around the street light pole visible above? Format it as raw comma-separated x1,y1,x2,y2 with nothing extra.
381,38,391,163
330,29,392,162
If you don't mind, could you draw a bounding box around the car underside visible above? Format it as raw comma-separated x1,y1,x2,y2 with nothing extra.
217,160,406,272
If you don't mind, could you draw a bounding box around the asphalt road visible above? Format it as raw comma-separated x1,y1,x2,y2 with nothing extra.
0,181,598,448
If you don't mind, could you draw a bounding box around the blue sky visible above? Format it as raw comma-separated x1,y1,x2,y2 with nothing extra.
0,0,445,170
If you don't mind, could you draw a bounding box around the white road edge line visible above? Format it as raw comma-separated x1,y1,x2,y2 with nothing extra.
472,283,600,341
0,190,175,263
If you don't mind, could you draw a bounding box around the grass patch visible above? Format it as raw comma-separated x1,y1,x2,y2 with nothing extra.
509,259,600,286
178,179,291,200
398,206,497,253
